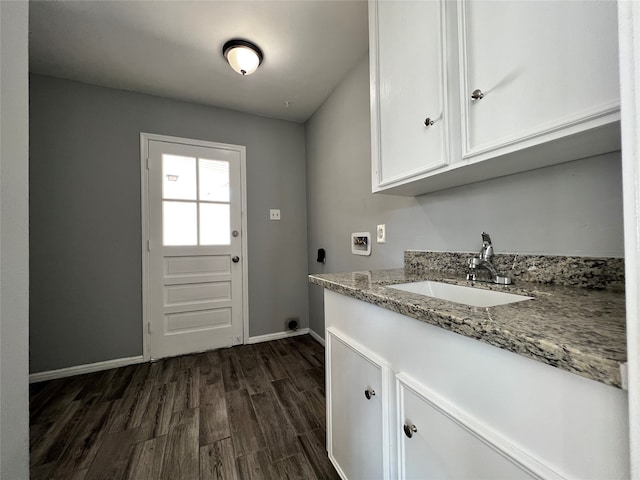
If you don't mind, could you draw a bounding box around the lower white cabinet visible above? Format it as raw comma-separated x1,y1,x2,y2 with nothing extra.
326,327,390,480
397,373,538,480
324,289,629,480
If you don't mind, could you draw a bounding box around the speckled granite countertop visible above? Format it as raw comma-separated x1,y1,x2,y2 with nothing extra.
309,267,626,388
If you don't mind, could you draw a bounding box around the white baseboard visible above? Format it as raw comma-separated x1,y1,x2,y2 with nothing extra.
29,355,145,383
308,329,326,347
246,328,310,345
31,329,322,382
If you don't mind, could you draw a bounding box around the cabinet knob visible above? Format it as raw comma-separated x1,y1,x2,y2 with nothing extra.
232,256,240,263
471,89,485,101
403,423,418,439
424,117,435,127
364,388,376,400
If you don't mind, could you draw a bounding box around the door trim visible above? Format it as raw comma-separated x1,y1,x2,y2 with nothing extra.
140,132,249,361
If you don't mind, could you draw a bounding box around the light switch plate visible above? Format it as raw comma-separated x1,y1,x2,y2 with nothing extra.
270,209,281,220
377,224,386,243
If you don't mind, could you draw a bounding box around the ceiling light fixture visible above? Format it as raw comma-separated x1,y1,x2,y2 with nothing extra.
222,39,263,76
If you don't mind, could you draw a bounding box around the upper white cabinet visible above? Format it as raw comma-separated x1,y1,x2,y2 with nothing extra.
459,0,620,160
369,0,621,196
370,0,451,190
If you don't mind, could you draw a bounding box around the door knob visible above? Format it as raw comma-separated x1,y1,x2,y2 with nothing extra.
471,89,485,101
232,256,240,263
403,423,418,438
364,388,376,400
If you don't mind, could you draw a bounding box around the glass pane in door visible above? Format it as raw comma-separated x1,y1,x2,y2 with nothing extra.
200,203,230,245
163,201,197,245
199,158,230,202
163,155,197,200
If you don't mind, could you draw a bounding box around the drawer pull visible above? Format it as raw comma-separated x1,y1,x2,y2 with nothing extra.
364,388,376,400
471,89,485,101
403,423,418,438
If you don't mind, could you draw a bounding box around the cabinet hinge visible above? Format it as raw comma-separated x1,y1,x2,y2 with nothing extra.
148,322,152,334
146,157,150,170
147,240,151,251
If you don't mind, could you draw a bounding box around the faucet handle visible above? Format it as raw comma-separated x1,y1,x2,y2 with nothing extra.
480,232,494,261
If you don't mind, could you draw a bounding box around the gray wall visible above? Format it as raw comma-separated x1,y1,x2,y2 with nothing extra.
30,75,309,373
305,57,624,336
0,1,29,477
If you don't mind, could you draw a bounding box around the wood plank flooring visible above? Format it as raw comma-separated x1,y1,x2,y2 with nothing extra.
30,335,339,480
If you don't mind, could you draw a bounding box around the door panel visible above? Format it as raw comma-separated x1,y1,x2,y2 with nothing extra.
165,309,232,334
146,138,245,359
164,255,230,278
164,282,230,305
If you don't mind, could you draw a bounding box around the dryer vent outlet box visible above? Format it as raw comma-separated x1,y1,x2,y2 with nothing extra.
351,232,371,256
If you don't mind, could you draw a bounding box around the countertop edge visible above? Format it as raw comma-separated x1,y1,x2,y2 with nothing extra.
309,274,623,388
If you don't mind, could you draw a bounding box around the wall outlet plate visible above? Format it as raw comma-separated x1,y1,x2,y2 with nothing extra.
270,209,281,220
377,224,386,243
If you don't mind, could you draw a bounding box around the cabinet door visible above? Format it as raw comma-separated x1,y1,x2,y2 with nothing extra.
327,328,390,480
459,0,619,159
397,374,540,480
370,0,449,190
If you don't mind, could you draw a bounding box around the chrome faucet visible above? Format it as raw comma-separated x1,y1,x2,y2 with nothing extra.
467,232,512,285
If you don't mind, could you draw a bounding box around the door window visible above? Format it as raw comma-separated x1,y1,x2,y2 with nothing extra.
162,154,230,246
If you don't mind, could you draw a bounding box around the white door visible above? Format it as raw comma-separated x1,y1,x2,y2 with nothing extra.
144,135,246,359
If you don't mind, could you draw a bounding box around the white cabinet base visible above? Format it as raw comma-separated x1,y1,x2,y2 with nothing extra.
324,289,629,479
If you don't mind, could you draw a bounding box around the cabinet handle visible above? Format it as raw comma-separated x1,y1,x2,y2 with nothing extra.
471,89,485,101
364,388,376,400
424,117,435,127
403,423,418,438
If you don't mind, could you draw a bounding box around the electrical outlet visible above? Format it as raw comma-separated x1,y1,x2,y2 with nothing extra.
270,209,281,220
377,224,386,243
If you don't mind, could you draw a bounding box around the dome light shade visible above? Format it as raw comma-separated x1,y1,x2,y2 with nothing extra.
223,39,263,76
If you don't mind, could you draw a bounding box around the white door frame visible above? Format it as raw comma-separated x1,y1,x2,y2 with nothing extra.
140,132,249,361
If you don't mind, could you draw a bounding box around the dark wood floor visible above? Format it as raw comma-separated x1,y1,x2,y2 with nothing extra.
29,335,340,480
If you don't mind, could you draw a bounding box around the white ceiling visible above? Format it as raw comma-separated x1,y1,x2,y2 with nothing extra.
29,0,369,123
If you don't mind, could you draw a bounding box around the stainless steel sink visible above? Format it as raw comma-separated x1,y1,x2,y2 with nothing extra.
388,281,532,308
